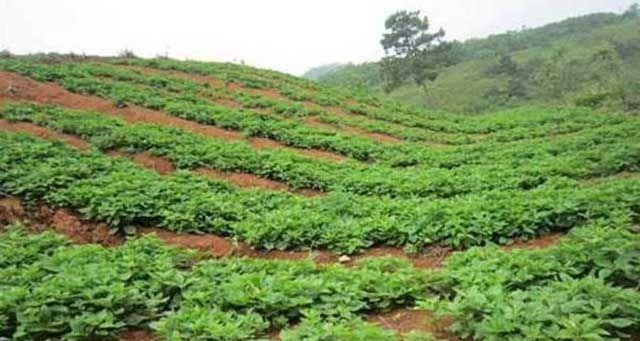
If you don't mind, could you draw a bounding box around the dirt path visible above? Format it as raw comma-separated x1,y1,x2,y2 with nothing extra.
0,117,91,149
304,115,402,144
121,64,404,145
0,119,322,195
0,196,447,268
0,71,347,162
502,233,562,250
368,309,458,340
249,136,346,161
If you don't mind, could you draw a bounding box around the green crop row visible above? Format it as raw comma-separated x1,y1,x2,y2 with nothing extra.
1,225,430,340
96,56,634,141
1,130,640,253
105,57,351,108
2,57,636,169
3,102,639,200
1,58,438,164
54,60,482,146
99,57,628,143
2,212,639,340
424,216,640,340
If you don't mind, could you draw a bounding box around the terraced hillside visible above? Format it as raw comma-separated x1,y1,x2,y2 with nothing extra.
0,54,639,340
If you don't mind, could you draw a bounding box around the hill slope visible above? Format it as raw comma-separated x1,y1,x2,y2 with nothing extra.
0,54,639,340
311,10,640,113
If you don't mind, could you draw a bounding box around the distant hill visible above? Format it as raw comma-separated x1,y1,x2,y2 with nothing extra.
302,63,347,80
306,8,640,113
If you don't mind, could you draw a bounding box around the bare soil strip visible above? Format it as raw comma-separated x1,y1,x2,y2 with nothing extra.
196,167,291,192
248,136,346,161
121,63,291,102
502,233,562,250
2,198,458,340
0,71,347,162
0,197,445,268
304,115,402,144
367,309,459,340
0,117,90,149
0,120,319,195
125,64,405,144
122,65,401,147
118,329,156,341
130,151,175,175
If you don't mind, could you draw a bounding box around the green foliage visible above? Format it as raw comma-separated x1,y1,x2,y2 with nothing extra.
314,10,640,113
1,41,640,341
424,218,640,340
380,10,450,93
151,306,270,340
0,225,193,340
1,117,640,253
0,226,431,340
3,101,638,202
280,314,396,341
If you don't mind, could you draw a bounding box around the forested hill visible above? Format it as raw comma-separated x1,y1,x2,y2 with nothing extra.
306,8,640,113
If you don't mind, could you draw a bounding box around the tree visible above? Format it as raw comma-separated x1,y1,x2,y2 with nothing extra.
379,10,451,93
623,3,639,19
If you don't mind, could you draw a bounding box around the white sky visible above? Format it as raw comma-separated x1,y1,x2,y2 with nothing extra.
0,0,635,75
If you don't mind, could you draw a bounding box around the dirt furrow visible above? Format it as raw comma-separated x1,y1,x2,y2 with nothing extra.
367,309,458,340
304,115,402,144
249,136,346,161
122,65,403,144
0,117,91,149
1,198,458,340
0,71,346,162
121,65,399,148
0,120,319,194
0,196,445,268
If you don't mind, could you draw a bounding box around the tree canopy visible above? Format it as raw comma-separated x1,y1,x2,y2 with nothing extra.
379,10,452,93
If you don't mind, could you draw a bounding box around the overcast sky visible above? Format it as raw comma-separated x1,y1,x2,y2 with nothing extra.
0,0,635,75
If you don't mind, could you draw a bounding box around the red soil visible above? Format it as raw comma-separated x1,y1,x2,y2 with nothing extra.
368,309,458,339
128,65,402,145
252,87,289,101
196,167,290,191
240,246,334,264
139,227,236,256
359,130,402,144
139,227,337,263
226,81,242,91
46,207,123,246
250,136,286,149
0,196,25,226
0,116,310,195
502,233,563,251
119,329,157,341
249,136,346,162
0,117,90,149
110,151,304,193
215,97,243,109
304,112,402,144
0,71,242,140
303,115,340,131
0,201,123,246
355,245,453,269
0,71,349,162
131,152,175,175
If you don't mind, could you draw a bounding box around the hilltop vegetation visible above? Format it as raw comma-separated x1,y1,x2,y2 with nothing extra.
0,53,638,340
310,8,640,113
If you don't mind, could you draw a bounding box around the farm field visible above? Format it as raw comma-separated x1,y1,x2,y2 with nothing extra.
0,54,639,340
